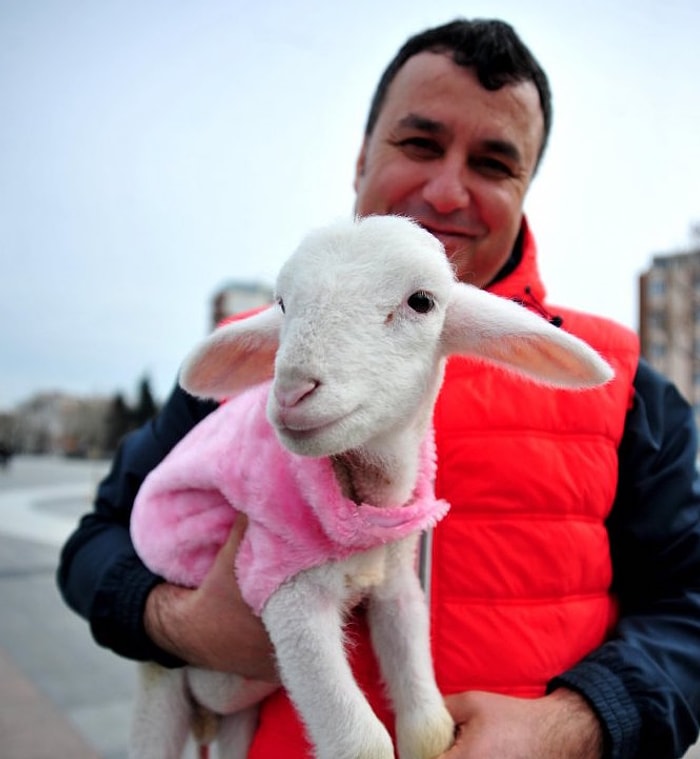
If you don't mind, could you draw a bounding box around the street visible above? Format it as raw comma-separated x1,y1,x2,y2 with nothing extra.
0,454,699,758
0,455,134,759
0,456,204,759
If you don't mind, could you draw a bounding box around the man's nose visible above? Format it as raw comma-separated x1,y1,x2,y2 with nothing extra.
421,160,470,214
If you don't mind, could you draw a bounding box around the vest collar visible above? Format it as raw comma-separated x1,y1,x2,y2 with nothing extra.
486,216,563,327
487,216,546,303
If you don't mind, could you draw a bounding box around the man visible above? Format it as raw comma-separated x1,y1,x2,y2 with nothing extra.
58,18,700,758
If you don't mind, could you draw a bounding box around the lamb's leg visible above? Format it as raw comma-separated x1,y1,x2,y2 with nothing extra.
262,573,394,759
187,668,276,715
216,706,260,758
368,536,454,759
186,669,276,758
130,663,192,759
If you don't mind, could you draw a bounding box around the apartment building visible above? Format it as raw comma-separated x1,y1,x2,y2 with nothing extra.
639,242,700,422
210,280,274,329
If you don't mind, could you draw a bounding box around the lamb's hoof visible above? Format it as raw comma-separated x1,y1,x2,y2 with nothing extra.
397,705,455,759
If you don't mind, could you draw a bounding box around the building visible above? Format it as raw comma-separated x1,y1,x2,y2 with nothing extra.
639,240,700,423
12,392,111,456
211,280,274,329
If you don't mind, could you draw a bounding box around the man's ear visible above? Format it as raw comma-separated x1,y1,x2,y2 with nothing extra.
353,137,369,191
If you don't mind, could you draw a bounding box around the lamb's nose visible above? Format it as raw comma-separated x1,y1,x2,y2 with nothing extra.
274,378,319,408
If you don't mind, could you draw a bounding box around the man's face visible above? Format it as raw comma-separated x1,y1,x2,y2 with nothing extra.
354,52,544,287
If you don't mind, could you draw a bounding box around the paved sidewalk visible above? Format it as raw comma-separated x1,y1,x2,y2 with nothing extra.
0,456,201,759
0,645,100,759
0,456,136,758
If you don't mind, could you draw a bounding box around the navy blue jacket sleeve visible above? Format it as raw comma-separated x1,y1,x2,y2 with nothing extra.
550,358,700,759
56,383,217,666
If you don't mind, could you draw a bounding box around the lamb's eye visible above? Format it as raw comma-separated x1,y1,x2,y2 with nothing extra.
407,290,434,313
277,297,285,314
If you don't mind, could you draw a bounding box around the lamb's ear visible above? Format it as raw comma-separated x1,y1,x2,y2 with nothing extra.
180,307,282,400
440,284,614,388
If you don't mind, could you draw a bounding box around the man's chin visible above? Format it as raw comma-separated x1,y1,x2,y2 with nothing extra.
407,222,477,255
435,232,474,253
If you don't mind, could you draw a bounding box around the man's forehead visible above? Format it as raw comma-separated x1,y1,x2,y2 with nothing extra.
396,113,447,134
384,52,540,115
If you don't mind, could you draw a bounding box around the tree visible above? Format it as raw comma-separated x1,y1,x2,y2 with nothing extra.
133,376,159,427
103,393,133,453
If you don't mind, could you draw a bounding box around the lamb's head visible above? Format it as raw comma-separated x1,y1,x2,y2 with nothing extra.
180,215,613,458
266,216,458,456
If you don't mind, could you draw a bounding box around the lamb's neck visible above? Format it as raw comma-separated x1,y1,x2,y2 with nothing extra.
330,433,423,508
330,368,443,507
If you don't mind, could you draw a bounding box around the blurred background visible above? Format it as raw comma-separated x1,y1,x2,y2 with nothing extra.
1,1,699,757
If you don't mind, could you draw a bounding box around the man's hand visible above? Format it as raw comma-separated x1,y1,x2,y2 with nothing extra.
144,515,278,681
441,688,603,759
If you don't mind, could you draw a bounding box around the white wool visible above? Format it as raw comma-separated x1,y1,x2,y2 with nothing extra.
130,215,613,759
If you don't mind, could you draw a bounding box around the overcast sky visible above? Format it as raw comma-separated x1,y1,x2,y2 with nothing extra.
2,0,699,410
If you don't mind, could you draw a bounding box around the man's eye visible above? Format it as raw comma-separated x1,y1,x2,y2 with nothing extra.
392,137,443,159
471,156,514,178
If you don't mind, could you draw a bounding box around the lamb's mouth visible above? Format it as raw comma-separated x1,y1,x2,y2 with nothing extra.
278,415,339,439
275,409,357,447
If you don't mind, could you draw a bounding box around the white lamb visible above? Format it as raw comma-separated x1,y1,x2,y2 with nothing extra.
129,214,613,759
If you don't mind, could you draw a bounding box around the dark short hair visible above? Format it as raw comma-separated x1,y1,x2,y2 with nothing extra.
364,19,553,170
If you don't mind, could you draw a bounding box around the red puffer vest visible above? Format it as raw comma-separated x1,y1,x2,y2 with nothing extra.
248,219,640,758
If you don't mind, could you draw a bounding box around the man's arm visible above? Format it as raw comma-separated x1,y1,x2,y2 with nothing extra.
550,358,700,758
56,384,218,665
143,515,277,679
443,689,602,759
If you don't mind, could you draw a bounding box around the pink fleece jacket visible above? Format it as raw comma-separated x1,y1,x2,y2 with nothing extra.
130,381,449,615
